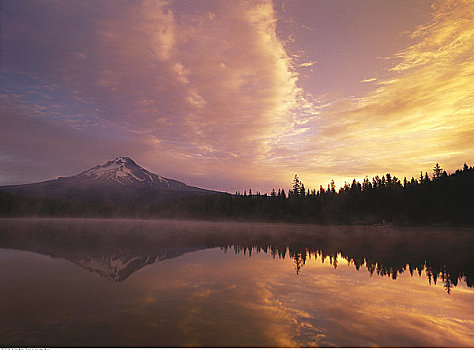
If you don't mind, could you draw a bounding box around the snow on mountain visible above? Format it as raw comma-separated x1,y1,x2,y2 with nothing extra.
72,156,183,188
0,156,217,203
73,253,162,282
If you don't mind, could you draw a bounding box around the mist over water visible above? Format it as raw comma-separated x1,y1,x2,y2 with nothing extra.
0,218,473,347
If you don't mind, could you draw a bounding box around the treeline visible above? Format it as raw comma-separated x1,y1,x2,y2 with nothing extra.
0,163,473,225
158,163,474,225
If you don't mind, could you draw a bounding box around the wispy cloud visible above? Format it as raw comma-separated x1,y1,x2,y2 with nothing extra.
269,0,474,189
299,61,317,68
360,78,377,83
0,0,309,190
1,0,472,192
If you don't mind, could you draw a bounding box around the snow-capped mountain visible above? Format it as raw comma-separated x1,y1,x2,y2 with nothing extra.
70,156,187,188
0,157,217,203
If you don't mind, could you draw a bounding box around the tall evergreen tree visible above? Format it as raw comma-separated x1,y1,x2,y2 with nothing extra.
424,172,430,183
330,180,336,193
433,163,443,180
292,175,302,196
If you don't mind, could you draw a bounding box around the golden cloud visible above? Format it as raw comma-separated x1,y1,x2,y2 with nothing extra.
272,0,474,190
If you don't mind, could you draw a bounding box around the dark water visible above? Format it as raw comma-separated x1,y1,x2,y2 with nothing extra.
0,218,473,347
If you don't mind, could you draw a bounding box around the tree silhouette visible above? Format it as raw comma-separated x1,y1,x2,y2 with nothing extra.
433,163,443,180
1,162,473,226
292,174,302,196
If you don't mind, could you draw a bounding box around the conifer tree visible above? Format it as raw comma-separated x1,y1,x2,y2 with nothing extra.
292,175,302,196
330,180,336,193
433,163,443,180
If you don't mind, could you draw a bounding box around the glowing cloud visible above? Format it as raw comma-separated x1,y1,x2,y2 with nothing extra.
1,0,473,192
273,0,474,190
1,0,304,190
299,61,317,68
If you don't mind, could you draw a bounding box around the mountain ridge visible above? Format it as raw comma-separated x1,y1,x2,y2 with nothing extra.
0,157,219,203
62,156,193,189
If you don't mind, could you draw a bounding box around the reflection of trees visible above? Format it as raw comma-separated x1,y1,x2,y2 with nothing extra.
212,229,473,294
293,252,306,275
0,219,472,292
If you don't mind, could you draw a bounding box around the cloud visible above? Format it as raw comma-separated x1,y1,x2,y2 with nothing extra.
360,78,377,83
299,61,317,68
269,0,474,189
0,93,147,185
1,0,307,190
2,0,472,192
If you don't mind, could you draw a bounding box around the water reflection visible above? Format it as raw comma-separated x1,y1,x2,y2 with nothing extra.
0,218,472,292
217,240,473,294
1,219,474,347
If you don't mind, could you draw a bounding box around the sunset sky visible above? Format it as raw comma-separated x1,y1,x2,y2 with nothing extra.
1,0,473,193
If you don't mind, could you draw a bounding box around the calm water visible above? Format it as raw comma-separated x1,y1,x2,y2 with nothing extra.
0,218,473,347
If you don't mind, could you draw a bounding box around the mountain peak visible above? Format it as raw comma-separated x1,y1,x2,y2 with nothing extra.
0,157,217,206
74,157,172,187
112,156,136,165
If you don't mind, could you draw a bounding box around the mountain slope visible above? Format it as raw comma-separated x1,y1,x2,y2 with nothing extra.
71,156,189,188
0,157,218,204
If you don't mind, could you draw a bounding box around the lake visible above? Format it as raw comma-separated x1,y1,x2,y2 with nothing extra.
0,218,473,347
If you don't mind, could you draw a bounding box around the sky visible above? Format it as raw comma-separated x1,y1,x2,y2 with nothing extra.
1,0,473,193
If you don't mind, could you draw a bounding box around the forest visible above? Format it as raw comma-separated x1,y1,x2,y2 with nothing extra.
158,162,474,225
1,163,473,225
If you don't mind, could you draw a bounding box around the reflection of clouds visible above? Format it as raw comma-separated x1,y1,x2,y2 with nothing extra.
182,249,474,347
1,245,473,347
256,279,334,347
258,255,474,347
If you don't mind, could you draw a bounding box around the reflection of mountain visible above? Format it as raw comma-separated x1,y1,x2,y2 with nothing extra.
73,253,158,282
0,219,205,282
0,219,473,291
6,241,201,282
71,248,197,282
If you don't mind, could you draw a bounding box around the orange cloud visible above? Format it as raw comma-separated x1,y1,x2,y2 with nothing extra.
271,0,474,190
2,0,472,192
1,0,309,190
